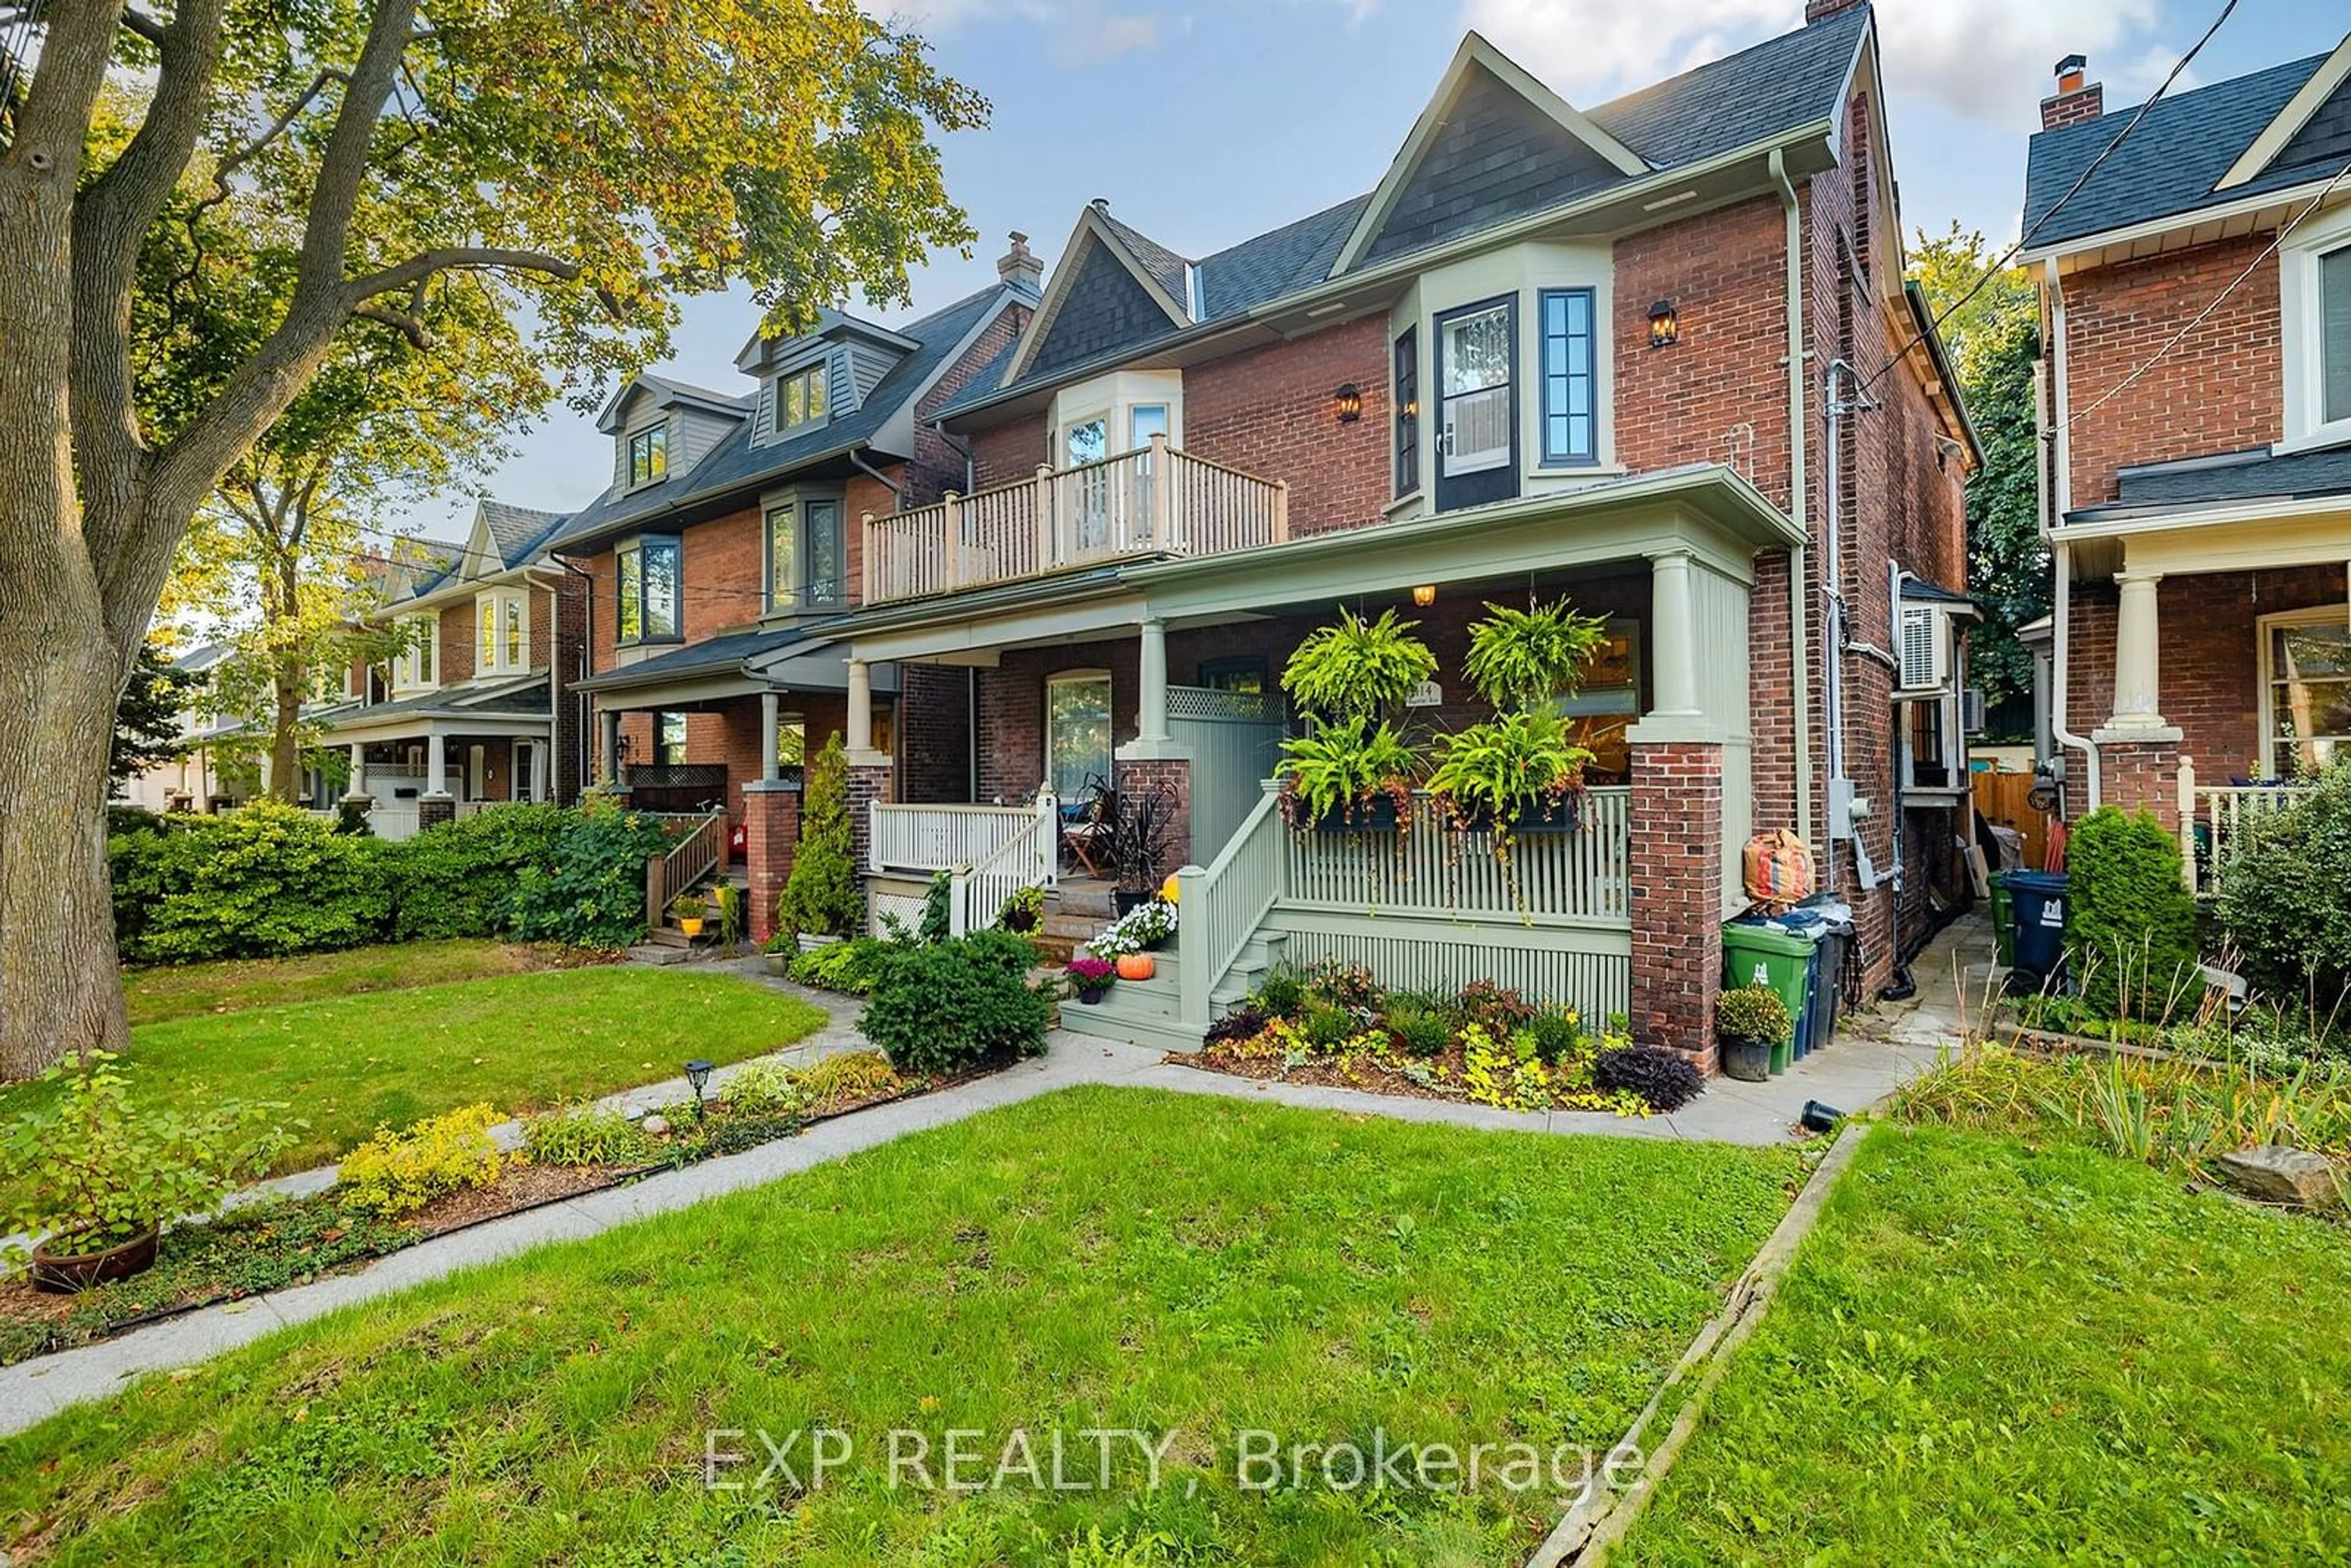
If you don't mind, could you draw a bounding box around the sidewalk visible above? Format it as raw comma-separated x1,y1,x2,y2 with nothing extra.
0,972,1968,1437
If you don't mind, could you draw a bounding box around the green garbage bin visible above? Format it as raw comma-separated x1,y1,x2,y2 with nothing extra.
1722,923,1815,1076
1990,881,2015,967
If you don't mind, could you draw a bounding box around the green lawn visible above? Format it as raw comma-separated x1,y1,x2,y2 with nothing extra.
4,964,828,1179
0,1089,1803,1566
1618,1125,2351,1565
120,940,573,1027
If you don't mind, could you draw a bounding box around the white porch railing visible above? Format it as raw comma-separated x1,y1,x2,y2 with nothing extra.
1177,785,1634,1029
869,801,1041,874
948,795,1060,937
863,437,1289,605
2180,759,2298,895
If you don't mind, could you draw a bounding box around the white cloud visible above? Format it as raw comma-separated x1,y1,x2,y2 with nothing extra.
1051,2,1166,65
858,0,1163,67
1459,0,2172,127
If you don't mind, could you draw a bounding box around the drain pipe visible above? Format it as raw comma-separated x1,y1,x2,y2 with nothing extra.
1771,149,1813,846
2042,258,2099,810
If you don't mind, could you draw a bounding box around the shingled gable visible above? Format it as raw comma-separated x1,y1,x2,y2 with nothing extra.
2217,32,2351,192
1330,33,1650,277
1003,203,1193,384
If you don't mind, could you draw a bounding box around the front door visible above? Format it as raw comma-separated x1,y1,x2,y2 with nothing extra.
1434,296,1518,513
514,740,542,802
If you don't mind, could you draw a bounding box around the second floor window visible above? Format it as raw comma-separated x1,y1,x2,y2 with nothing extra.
1394,328,1419,497
778,364,830,432
2323,242,2350,430
617,536,681,644
475,590,528,675
764,499,845,610
394,615,437,689
1538,288,1597,466
628,424,667,486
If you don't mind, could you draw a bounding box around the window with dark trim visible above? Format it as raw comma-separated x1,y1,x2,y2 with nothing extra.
765,499,845,612
617,535,681,644
627,425,667,486
776,364,830,433
655,711,689,766
1393,328,1419,497
1198,656,1267,694
1538,288,1597,466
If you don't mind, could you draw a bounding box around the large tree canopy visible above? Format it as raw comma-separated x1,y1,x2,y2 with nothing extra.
0,0,984,1076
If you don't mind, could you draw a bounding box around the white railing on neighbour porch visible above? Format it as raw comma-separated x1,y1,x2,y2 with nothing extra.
869,801,1040,874
863,437,1289,605
948,795,1059,937
2180,758,2298,895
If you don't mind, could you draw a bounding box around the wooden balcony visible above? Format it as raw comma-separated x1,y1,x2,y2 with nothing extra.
862,436,1288,606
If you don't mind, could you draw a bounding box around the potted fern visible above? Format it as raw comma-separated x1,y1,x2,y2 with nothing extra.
1431,598,1607,838
1273,607,1434,834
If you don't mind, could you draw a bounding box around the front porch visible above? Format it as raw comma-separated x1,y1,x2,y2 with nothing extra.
327,716,556,841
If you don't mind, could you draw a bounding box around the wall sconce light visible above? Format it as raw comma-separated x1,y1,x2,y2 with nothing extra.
1333,383,1363,423
1411,584,1436,607
1648,299,1680,348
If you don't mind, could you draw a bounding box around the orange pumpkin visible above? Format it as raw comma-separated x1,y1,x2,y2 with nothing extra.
1115,952,1155,981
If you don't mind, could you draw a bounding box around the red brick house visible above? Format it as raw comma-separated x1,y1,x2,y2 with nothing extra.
541,263,1038,930
2022,36,2351,891
819,2,1977,1065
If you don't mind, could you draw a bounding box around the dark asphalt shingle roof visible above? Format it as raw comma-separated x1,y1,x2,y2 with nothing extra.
574,626,812,690
319,673,552,726
2073,444,2351,517
932,10,1870,420
1098,211,1191,308
2023,49,2341,249
480,501,567,565
551,285,1010,552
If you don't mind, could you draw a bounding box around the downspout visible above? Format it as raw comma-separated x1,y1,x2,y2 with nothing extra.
2042,257,2099,809
849,447,901,498
1770,149,1813,845
932,421,978,497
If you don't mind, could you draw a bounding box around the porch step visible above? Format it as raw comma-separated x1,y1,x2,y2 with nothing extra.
1207,932,1290,1016
1029,934,1082,967
1060,972,1204,1054
1048,883,1120,920
1042,912,1109,941
627,943,689,966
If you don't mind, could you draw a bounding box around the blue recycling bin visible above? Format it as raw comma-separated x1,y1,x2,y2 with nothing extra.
2003,870,2069,994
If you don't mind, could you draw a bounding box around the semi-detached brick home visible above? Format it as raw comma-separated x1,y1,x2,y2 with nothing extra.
785,0,1979,1070
2020,32,2351,896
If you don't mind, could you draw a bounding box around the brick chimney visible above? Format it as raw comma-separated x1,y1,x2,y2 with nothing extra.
996,231,1043,294
1802,0,1864,20
2041,54,2104,130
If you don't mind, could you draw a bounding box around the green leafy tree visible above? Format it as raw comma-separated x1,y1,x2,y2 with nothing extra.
1911,223,2045,741
110,642,200,788
0,0,983,1075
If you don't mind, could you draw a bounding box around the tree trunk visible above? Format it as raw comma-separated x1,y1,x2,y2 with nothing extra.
0,620,133,1078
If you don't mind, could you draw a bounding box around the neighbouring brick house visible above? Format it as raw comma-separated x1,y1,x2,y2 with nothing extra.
822,2,1978,1067
312,500,591,837
541,260,1039,936
2022,36,2351,893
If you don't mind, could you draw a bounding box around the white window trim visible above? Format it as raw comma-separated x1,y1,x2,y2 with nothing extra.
2279,201,2351,455
392,612,439,694
1049,370,1183,468
2256,602,2351,778
474,588,530,677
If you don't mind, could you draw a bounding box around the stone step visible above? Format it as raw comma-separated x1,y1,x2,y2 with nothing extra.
627,943,689,966
1049,885,1120,920
1042,913,1109,940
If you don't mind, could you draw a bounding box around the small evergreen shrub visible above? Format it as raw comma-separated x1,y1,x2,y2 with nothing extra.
2218,762,2351,1011
385,803,570,941
336,1105,504,1217
1385,1000,1452,1059
861,936,1052,1073
109,801,391,962
1592,1046,1705,1112
776,733,861,944
1528,1002,1589,1064
2066,806,2200,1021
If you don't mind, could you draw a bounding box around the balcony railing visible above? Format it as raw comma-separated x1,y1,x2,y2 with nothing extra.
863,436,1288,606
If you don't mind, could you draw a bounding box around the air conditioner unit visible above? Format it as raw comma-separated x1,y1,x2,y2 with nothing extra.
1961,686,1987,736
1898,606,1949,692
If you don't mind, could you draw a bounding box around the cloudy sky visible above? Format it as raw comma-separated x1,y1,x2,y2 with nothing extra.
392,0,2339,546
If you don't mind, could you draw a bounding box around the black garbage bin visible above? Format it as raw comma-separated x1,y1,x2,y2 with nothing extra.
2003,870,2069,994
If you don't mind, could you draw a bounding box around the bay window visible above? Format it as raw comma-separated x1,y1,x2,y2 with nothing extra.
1393,327,1419,497
2283,206,2351,449
475,589,528,675
617,535,681,645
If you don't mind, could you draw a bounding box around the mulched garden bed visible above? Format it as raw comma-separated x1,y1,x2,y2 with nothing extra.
1171,1027,1659,1117
0,1058,988,1370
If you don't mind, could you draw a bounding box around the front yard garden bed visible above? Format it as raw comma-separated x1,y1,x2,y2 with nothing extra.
0,1087,1804,1565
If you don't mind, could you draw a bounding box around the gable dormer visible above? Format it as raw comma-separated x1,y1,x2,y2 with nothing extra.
1004,201,1193,384
737,314,919,447
594,375,746,493
1332,34,1648,276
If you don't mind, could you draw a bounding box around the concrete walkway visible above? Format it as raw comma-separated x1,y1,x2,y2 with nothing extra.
0,949,1974,1438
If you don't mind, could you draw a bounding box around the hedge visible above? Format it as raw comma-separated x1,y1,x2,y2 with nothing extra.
109,797,672,964
2064,806,2200,1022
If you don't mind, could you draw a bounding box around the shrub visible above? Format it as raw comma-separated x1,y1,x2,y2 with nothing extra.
1300,1000,1354,1051
958,926,1038,977
384,803,570,941
1250,967,1308,1020
1304,961,1382,1015
1385,1000,1452,1059
110,801,392,963
1528,1002,1589,1063
1455,979,1534,1039
776,733,861,945
1206,1005,1269,1047
1715,985,1793,1048
2067,806,2200,1021
793,1050,902,1114
521,1104,658,1167
862,936,1052,1073
789,936,890,994
2219,762,2351,1011
509,798,673,948
1592,1046,1705,1113
718,1059,806,1119
336,1104,504,1218
0,1051,293,1248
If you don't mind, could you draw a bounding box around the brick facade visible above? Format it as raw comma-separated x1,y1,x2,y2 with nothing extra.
1628,742,1724,1068
741,781,802,943
1182,316,1392,536
1112,757,1191,880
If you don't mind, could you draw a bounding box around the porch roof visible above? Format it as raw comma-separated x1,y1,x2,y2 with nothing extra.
575,628,808,695
2069,444,2351,521
317,673,554,741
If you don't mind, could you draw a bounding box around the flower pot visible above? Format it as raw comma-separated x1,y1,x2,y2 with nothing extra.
1313,796,1401,835
678,917,705,938
1116,953,1155,981
797,932,841,955
1141,932,1172,953
763,953,790,977
1512,793,1582,833
1076,988,1108,1006
31,1221,160,1293
1114,890,1152,916
1719,1037,1772,1084
1003,909,1039,934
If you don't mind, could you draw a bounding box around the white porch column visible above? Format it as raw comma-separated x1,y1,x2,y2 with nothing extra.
1137,618,1170,745
598,707,620,787
847,658,888,766
424,730,449,797
760,691,782,782
1647,549,1702,719
344,743,367,800
2107,568,2168,729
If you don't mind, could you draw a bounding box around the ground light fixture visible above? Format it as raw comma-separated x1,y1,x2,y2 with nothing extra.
1648,299,1680,348
684,1058,714,1119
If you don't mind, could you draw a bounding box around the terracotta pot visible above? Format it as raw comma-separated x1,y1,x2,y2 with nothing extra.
1116,952,1156,981
31,1221,160,1294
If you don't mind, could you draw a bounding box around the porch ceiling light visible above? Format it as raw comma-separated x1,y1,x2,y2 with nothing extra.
1333,383,1364,423
684,1057,714,1119
1412,584,1437,607
1647,300,1680,348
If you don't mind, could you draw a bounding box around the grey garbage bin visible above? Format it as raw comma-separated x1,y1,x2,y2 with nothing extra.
1793,898,1854,1058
